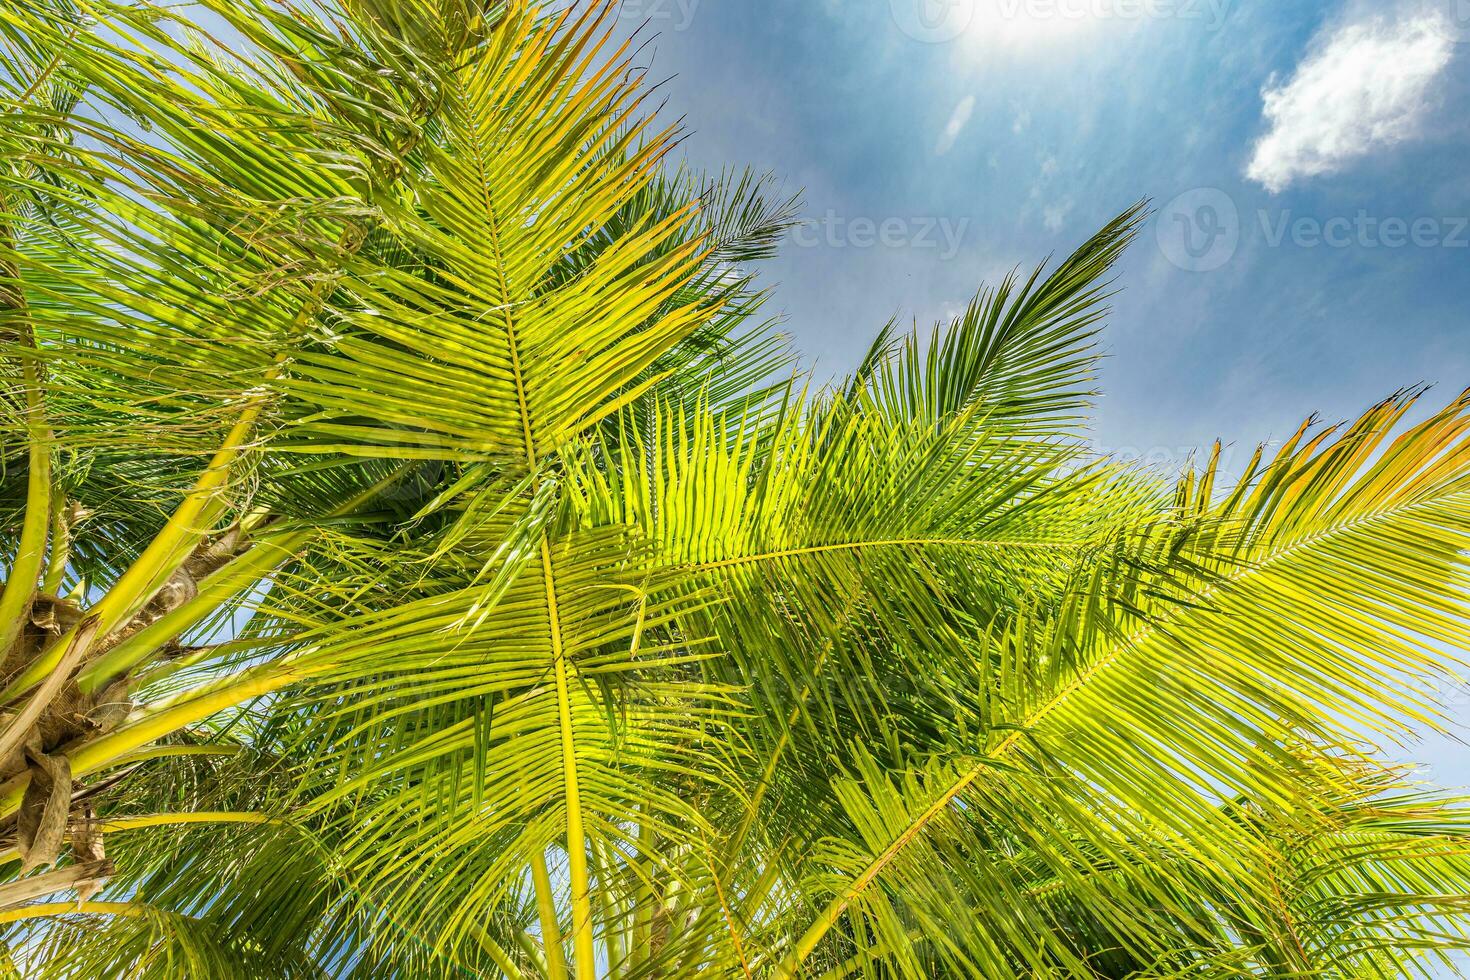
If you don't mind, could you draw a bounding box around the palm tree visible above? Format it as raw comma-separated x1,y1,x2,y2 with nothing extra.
1,0,1468,976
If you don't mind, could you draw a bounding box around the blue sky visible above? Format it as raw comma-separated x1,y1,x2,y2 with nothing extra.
619,0,1470,936
621,0,1469,459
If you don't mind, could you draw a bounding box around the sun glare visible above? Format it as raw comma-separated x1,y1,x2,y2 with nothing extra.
964,1,1105,48
890,0,1117,49
886,0,1123,52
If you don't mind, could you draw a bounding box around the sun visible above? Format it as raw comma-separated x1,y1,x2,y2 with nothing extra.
889,0,1108,48
959,0,1109,49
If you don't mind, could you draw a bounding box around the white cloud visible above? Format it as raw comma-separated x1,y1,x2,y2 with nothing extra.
935,95,976,156
1246,10,1455,193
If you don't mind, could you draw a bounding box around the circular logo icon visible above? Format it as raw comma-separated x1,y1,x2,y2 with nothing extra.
1156,188,1240,272
1434,0,1470,43
890,0,976,43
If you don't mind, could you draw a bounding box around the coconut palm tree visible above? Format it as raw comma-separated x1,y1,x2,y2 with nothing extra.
1,0,1469,977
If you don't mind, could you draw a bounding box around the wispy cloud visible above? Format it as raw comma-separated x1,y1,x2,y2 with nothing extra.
1042,199,1073,232
1246,9,1455,193
936,95,976,156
